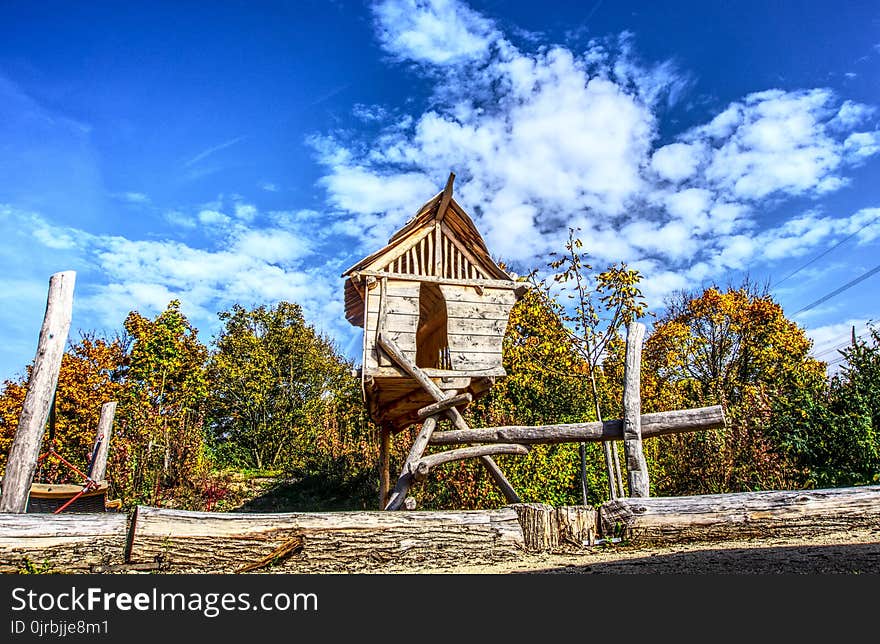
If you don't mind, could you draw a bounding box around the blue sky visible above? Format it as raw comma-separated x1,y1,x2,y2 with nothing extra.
1,0,879,380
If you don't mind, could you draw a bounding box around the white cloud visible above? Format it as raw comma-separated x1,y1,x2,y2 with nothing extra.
372,0,499,64
651,143,705,183
307,0,880,317
843,132,880,161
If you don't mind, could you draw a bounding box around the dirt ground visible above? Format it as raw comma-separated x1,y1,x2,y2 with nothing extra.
360,527,880,574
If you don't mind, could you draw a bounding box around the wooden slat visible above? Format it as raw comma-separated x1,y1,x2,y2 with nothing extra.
446,301,513,320
367,294,420,317
446,334,504,353
449,352,502,370
438,287,517,305
365,312,419,333
445,318,509,335
352,270,519,290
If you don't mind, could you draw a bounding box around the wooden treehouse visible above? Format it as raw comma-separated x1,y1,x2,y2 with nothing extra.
342,173,528,508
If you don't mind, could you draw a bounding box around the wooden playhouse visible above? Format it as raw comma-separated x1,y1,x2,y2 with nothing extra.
342,173,526,433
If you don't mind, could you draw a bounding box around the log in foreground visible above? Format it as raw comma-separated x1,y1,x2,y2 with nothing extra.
600,485,880,544
128,505,525,572
429,405,725,446
0,512,128,573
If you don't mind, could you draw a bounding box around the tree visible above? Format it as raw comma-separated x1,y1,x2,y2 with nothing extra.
769,324,880,487
206,302,362,472
0,334,125,482
113,300,209,504
642,283,823,494
543,227,648,501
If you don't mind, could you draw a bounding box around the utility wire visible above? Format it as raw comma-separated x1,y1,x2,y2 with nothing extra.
792,262,880,317
772,211,880,289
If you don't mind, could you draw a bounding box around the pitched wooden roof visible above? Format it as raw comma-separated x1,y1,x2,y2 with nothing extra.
342,173,515,327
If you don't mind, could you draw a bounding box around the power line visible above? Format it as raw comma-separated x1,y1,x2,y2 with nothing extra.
792,262,880,317
772,211,880,289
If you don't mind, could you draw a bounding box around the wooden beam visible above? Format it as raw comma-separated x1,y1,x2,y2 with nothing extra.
436,172,455,223
90,401,117,482
354,270,518,290
0,271,76,513
0,512,128,573
599,485,880,543
412,444,529,479
623,322,649,498
416,393,472,419
428,405,726,445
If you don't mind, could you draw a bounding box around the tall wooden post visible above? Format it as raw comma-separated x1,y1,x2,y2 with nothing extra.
623,322,650,497
0,271,76,513
90,401,117,482
378,427,391,509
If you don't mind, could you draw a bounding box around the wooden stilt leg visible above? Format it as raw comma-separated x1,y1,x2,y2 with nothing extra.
379,427,391,509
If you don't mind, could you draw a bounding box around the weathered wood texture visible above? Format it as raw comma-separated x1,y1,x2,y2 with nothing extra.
0,512,128,573
622,322,649,497
429,405,726,445
600,485,880,543
0,271,76,513
90,401,117,482
127,506,525,573
379,427,391,509
511,504,598,552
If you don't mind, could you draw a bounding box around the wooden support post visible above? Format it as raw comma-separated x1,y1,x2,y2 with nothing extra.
623,322,649,497
90,401,117,482
378,333,525,505
385,415,439,510
0,271,75,513
379,427,391,509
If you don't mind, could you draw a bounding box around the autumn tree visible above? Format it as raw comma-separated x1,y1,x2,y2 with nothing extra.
642,283,824,494
0,335,124,481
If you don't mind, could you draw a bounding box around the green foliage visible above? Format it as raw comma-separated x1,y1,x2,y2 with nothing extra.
111,300,210,507
769,324,880,488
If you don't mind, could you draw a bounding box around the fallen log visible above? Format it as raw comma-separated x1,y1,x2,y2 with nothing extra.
0,512,128,573
600,485,880,544
429,405,725,445
127,505,525,573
